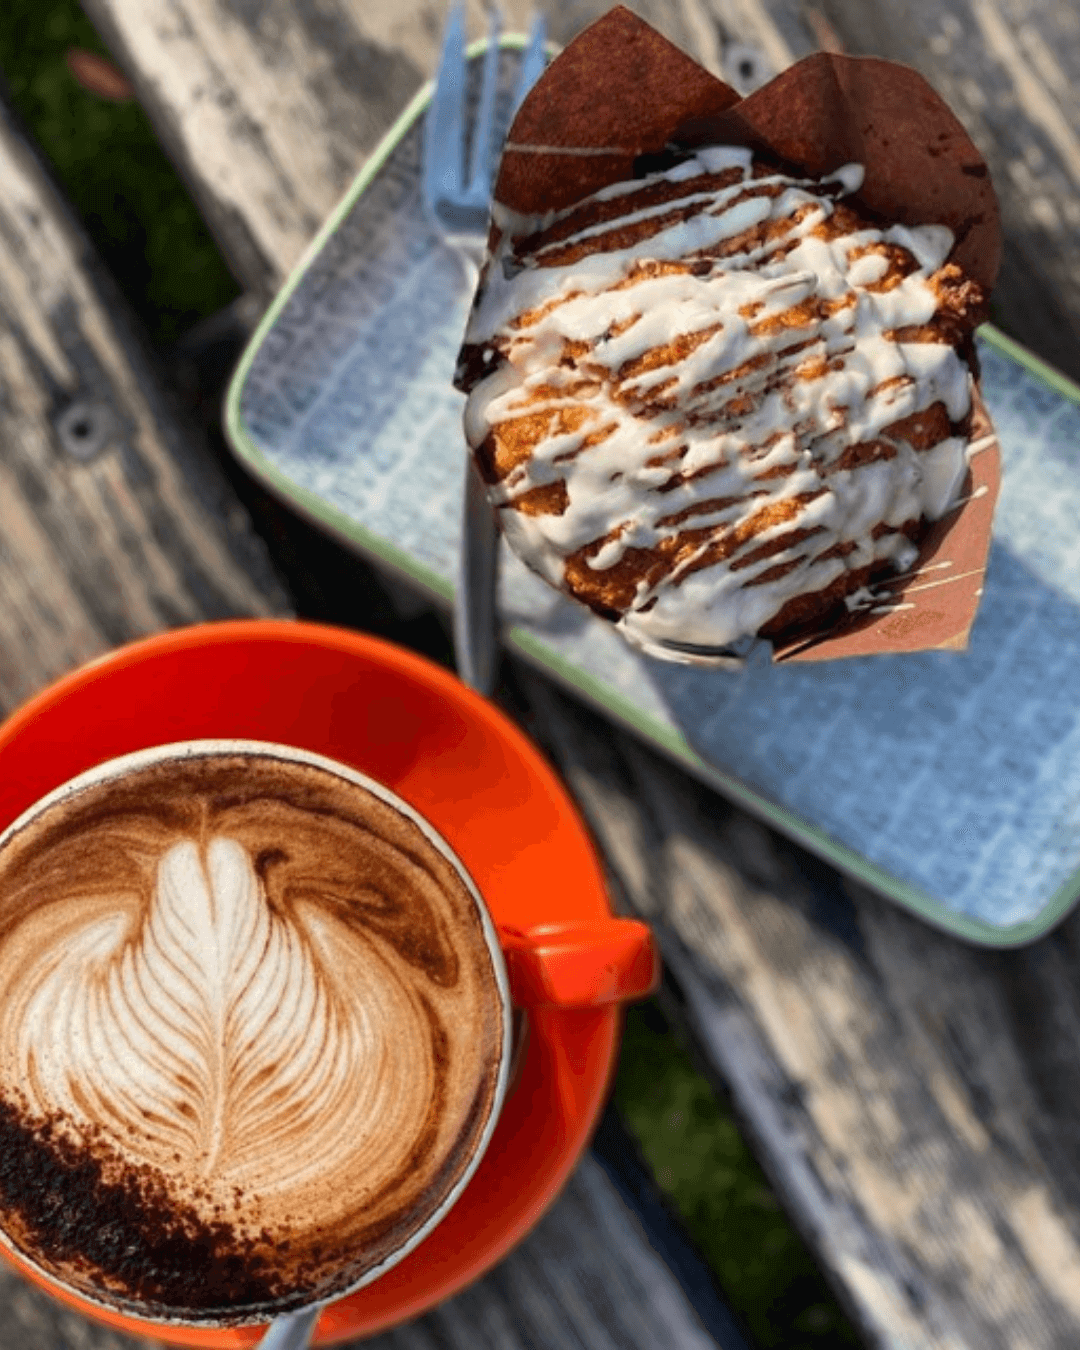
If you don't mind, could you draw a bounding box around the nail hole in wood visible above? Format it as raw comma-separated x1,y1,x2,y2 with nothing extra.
56,400,115,461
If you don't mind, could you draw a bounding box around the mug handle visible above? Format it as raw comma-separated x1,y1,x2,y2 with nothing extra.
498,919,660,1008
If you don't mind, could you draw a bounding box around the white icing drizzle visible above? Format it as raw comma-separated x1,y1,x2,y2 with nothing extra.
463,148,978,649
967,433,997,458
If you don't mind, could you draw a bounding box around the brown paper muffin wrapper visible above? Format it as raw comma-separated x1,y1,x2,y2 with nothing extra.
481,5,1003,661
773,387,999,661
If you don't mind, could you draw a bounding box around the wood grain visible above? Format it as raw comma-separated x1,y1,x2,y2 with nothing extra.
0,95,287,714
507,664,1080,1349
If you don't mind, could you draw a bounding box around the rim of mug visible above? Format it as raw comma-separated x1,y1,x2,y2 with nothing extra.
0,735,515,1328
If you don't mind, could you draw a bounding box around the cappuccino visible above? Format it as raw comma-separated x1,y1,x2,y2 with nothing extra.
0,742,510,1325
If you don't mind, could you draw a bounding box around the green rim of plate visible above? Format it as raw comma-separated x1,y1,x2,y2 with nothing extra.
225,47,1080,949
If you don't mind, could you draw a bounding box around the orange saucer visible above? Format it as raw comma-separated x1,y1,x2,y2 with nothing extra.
0,620,621,1346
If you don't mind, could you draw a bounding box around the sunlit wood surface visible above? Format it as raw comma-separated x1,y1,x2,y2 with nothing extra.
7,0,1080,1346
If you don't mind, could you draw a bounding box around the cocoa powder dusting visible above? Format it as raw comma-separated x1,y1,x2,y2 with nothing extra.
0,1096,290,1318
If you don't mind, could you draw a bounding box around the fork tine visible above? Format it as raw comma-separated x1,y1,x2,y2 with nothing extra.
512,12,547,113
423,4,467,211
465,8,502,199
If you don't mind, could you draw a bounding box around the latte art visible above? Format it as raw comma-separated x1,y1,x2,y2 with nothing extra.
0,747,508,1324
9,835,424,1194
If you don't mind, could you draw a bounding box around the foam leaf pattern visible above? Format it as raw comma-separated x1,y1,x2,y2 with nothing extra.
9,836,434,1197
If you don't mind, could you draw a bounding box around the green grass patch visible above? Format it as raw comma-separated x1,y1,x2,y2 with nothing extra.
0,0,238,346
615,1002,860,1348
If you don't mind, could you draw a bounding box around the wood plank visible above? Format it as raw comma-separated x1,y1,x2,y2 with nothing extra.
0,80,734,1350
508,665,1080,1349
0,95,288,715
371,1150,732,1350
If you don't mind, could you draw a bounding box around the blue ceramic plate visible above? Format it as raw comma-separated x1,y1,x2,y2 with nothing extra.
227,41,1080,946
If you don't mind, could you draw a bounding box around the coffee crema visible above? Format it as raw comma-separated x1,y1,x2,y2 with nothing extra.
0,744,509,1325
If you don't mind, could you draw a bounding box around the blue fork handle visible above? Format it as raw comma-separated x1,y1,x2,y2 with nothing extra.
466,11,502,198
455,454,500,695
435,11,547,696
515,13,547,110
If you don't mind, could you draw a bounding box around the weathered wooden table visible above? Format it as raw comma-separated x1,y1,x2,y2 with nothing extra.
2,1,1080,1347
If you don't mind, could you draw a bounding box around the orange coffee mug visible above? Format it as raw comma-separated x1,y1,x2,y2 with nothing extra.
0,619,659,1344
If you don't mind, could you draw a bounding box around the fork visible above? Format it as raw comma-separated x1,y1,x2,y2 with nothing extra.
256,1304,322,1350
422,7,547,695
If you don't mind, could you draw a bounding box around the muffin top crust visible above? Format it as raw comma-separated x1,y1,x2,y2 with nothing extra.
457,146,988,654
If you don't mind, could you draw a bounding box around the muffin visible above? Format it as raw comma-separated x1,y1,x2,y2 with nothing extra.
454,8,1001,662
458,146,988,656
